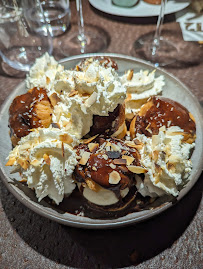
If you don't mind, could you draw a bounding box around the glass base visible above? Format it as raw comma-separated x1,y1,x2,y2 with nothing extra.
0,46,52,72
56,24,109,57
132,33,178,67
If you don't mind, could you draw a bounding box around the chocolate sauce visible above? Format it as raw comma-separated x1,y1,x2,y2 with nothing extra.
50,186,152,220
74,136,141,194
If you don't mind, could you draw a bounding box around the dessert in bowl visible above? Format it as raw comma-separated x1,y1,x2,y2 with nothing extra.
1,53,202,228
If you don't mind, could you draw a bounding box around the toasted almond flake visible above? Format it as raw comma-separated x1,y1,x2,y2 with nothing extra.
85,178,99,192
17,158,29,170
76,65,80,71
139,99,154,117
159,125,166,132
30,159,41,167
43,154,51,165
167,131,184,136
155,177,160,184
127,165,147,174
46,76,50,85
49,93,61,107
125,93,132,102
126,141,143,150
102,154,108,160
127,69,134,80
69,90,78,97
113,158,126,165
5,157,16,166
145,122,151,131
61,142,64,157
79,151,91,165
189,112,195,123
153,150,159,162
130,116,136,139
168,155,181,163
85,92,97,107
114,123,127,140
109,171,121,184
111,143,120,152
122,155,134,166
167,162,176,172
59,133,73,145
109,163,116,169
106,141,112,147
88,143,99,152
82,134,98,144
92,166,97,171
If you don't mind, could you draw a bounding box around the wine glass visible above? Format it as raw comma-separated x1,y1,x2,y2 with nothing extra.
58,0,109,56
132,0,178,67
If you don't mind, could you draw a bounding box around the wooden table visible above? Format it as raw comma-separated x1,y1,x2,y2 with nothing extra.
0,1,202,268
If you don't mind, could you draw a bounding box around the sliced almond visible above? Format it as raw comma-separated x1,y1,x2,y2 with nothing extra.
127,69,134,80
17,158,29,170
69,90,78,97
43,154,51,165
85,177,99,192
167,162,176,173
49,92,61,107
82,134,98,144
122,155,134,166
59,133,73,145
125,93,132,102
88,143,99,152
109,171,121,184
130,116,136,139
92,166,97,171
109,163,116,169
111,143,120,152
85,92,97,107
79,151,91,165
102,154,108,160
113,159,126,165
127,165,147,174
5,157,16,166
46,76,50,85
30,159,41,167
159,125,166,132
155,177,160,184
153,150,159,162
105,141,112,148
61,142,64,157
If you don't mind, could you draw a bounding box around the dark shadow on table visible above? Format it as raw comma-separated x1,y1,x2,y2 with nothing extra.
0,171,202,268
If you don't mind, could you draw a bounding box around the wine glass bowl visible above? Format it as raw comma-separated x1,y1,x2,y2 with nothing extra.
132,0,178,67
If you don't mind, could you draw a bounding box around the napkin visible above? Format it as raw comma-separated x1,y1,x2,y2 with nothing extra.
176,7,203,42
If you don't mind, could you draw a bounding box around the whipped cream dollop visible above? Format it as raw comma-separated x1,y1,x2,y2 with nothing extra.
6,128,79,204
135,126,195,197
26,53,64,91
49,58,126,138
121,70,165,119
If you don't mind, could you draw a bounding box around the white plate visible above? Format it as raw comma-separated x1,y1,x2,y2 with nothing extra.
89,0,191,17
0,53,202,229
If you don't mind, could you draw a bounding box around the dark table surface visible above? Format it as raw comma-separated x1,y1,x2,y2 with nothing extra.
0,1,203,268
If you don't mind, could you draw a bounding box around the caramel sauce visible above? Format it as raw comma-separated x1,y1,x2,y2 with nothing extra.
9,87,52,139
134,97,196,137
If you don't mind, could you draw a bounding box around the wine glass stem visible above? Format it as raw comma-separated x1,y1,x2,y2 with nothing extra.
151,0,167,56
76,0,87,53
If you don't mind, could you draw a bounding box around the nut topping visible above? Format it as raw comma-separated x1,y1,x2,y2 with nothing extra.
109,171,121,184
79,151,91,165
